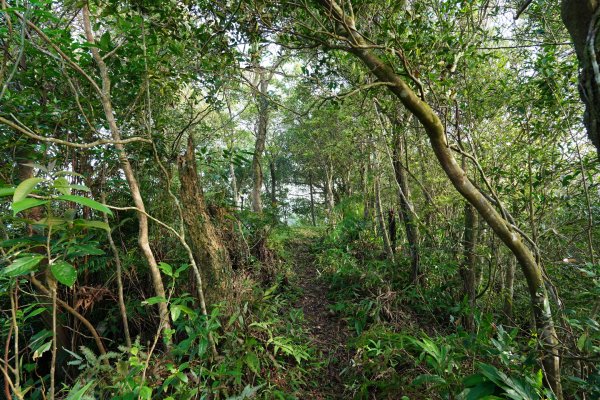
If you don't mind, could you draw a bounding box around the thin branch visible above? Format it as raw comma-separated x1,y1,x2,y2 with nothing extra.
0,115,152,148
514,0,534,20
13,11,102,96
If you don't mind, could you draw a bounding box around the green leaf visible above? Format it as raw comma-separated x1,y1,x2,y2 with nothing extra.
57,195,112,215
32,340,52,360
226,384,265,400
73,219,110,231
138,386,152,400
197,337,209,357
53,177,71,195
0,187,15,197
143,296,166,305
51,261,77,287
99,31,111,51
171,305,181,322
245,352,260,374
54,170,84,178
12,198,48,216
14,177,45,202
158,262,173,277
68,184,90,192
66,381,95,400
412,374,447,386
2,255,44,277
33,216,67,227
459,381,497,400
577,333,588,351
67,244,104,257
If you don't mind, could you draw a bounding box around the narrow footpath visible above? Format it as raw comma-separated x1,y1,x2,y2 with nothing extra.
289,233,351,399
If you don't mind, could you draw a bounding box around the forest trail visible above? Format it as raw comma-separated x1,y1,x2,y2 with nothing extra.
289,231,351,399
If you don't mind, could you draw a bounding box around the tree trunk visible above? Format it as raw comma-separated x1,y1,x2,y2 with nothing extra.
82,7,171,335
251,70,269,213
375,176,394,261
391,128,421,283
460,203,478,330
230,162,241,209
317,2,563,396
361,155,371,220
388,209,397,253
504,255,517,319
325,160,335,215
177,135,233,306
561,0,600,157
270,159,277,208
309,171,316,226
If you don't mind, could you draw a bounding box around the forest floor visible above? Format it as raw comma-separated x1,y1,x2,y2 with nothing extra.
288,231,352,399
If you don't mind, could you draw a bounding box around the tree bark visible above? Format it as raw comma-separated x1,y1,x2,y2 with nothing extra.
388,209,397,254
309,171,316,226
230,162,241,209
270,159,277,208
460,203,478,330
82,6,171,335
251,69,269,213
325,160,335,215
504,255,517,319
561,0,600,157
391,128,421,283
316,2,563,396
178,136,233,306
375,175,394,261
101,193,131,348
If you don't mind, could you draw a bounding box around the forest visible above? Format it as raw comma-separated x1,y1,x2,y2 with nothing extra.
1,0,600,399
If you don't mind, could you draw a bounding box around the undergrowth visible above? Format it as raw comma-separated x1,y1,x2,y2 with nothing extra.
311,199,600,399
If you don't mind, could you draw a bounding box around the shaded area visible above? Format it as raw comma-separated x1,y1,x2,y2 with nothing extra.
289,232,351,399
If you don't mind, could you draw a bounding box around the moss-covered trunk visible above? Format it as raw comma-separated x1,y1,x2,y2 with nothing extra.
178,135,233,306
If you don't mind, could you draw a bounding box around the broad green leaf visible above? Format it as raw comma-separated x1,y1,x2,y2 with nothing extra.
51,261,77,287
0,187,15,197
53,177,71,195
197,337,209,357
14,177,45,202
54,170,84,178
33,216,67,227
143,296,166,305
0,237,35,248
577,333,588,351
138,386,152,400
12,198,48,216
23,307,47,321
73,219,110,231
57,195,112,215
245,352,260,374
68,184,90,192
32,340,52,360
171,304,182,322
226,384,265,400
412,374,447,386
66,381,95,400
67,244,104,257
459,382,497,400
158,262,173,277
2,255,44,277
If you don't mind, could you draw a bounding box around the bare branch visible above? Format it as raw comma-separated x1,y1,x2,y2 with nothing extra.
0,115,152,148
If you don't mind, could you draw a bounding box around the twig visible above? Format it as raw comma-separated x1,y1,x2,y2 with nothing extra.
0,115,152,148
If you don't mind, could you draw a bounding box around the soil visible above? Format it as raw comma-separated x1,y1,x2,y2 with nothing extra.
289,234,352,399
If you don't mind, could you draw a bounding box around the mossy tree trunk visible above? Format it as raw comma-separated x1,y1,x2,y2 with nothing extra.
561,0,600,157
178,135,233,306
315,1,563,397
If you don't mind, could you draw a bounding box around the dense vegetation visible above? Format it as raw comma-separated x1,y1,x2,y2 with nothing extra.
1,0,600,399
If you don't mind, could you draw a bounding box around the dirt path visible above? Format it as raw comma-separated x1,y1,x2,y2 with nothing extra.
290,234,351,399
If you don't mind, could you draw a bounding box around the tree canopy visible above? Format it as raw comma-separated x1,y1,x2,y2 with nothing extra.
1,0,600,399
